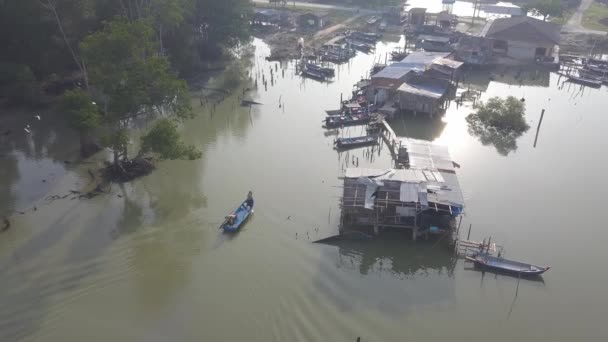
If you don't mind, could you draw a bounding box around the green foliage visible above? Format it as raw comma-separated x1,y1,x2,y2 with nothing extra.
195,0,252,53
524,0,563,20
59,89,101,131
140,118,201,160
102,128,130,151
222,61,246,90
466,96,530,156
81,18,192,120
0,63,43,105
80,18,193,164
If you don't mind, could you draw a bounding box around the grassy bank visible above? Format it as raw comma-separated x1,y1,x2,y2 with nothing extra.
582,1,608,31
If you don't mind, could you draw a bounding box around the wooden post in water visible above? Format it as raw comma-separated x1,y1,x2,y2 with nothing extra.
467,223,472,240
534,109,545,148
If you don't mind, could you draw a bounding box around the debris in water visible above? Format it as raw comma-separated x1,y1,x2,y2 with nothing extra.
1,217,10,232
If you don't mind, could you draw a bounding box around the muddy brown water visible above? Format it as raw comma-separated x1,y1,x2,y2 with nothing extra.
1,38,608,341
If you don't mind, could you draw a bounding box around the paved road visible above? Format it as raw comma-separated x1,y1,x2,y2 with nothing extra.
562,0,606,34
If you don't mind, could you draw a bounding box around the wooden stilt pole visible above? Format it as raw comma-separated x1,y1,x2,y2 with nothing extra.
533,109,545,148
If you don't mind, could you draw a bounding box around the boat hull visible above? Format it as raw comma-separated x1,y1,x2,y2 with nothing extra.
336,136,378,149
467,254,550,277
221,201,253,233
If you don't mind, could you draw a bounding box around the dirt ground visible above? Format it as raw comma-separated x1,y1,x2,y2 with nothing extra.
560,31,608,55
254,8,401,60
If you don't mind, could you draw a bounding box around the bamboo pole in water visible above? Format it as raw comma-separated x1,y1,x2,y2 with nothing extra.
534,109,545,148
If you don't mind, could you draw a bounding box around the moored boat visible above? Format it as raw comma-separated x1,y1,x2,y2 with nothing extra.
305,63,335,77
302,68,326,81
466,253,550,277
567,75,602,88
335,135,378,149
325,113,372,128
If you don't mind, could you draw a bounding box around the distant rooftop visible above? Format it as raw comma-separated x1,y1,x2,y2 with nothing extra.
480,16,560,45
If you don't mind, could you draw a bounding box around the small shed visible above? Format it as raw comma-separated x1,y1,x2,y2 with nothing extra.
408,8,427,27
297,12,326,30
397,75,452,116
436,11,456,29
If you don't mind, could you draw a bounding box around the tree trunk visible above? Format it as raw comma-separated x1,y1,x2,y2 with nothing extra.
44,0,89,90
159,23,164,55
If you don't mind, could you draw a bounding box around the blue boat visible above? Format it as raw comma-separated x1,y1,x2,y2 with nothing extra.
221,199,254,233
466,253,550,277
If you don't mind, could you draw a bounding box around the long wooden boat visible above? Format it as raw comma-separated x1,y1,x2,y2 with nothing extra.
325,114,372,128
579,69,607,83
305,63,335,77
567,75,602,88
347,40,373,53
220,201,254,233
585,63,608,74
466,253,550,277
325,109,343,116
301,68,326,81
335,135,378,149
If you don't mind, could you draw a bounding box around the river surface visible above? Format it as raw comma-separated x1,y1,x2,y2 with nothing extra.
1,38,608,341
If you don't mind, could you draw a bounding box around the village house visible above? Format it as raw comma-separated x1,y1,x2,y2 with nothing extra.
340,139,464,242
297,12,327,30
454,35,492,65
479,16,560,63
252,8,291,27
370,52,463,116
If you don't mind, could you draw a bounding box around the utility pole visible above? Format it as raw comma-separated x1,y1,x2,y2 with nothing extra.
471,0,481,25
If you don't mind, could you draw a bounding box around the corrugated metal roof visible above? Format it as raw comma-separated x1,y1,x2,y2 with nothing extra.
344,167,464,208
397,82,446,99
401,138,455,172
372,66,414,80
372,52,451,80
433,58,463,69
418,35,451,44
343,138,463,207
399,51,451,64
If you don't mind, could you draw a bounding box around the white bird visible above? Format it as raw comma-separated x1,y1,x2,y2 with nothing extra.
24,128,31,134
92,101,96,105
26,124,30,129
34,115,41,120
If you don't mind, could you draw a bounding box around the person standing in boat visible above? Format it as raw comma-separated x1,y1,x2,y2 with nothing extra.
245,191,254,209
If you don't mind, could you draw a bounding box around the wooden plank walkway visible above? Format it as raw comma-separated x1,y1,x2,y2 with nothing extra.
378,118,403,164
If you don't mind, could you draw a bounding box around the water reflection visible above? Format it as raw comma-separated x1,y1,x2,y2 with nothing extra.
0,152,18,215
466,120,527,156
315,235,456,314
389,115,447,141
464,66,552,92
